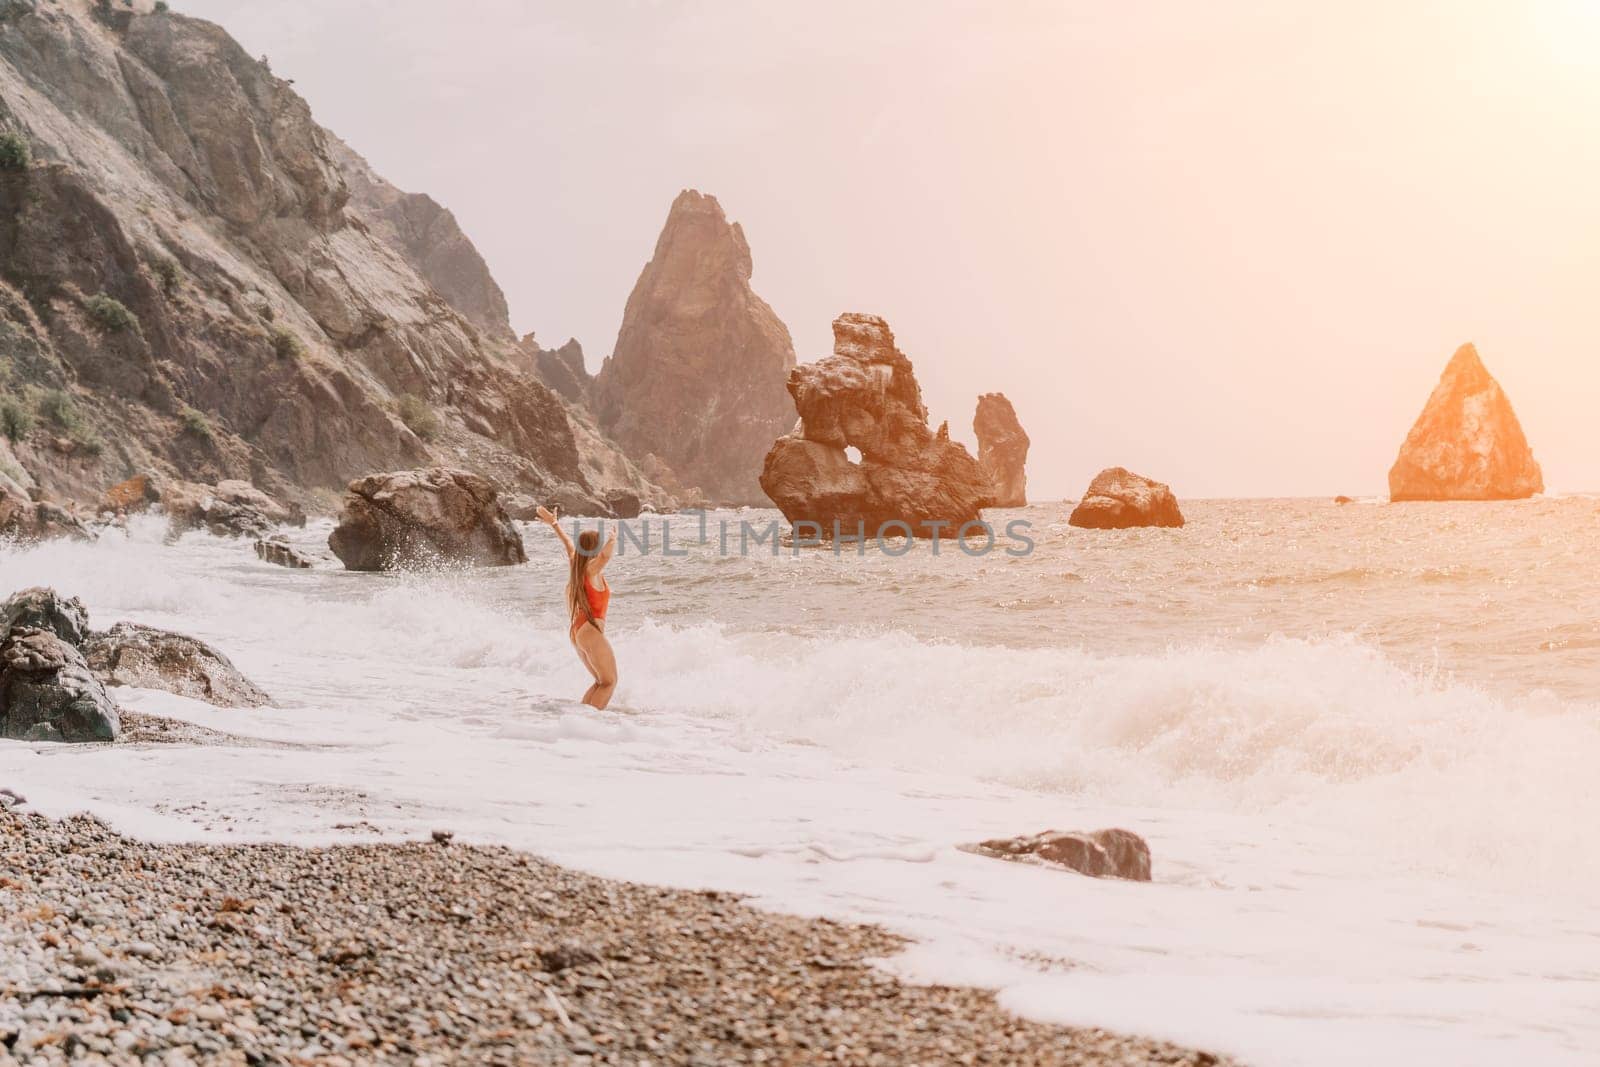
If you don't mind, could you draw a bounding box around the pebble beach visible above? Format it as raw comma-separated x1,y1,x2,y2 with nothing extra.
0,805,1230,1066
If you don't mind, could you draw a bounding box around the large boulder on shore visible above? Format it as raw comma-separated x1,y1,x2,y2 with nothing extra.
1068,468,1184,530
963,828,1152,881
973,393,1029,507
1388,343,1543,502
760,314,994,538
0,628,119,743
83,623,270,708
328,468,526,571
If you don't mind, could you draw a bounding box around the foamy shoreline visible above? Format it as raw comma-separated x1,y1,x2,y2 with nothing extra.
0,803,1232,1066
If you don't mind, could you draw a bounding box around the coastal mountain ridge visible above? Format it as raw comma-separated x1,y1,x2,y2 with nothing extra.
0,0,666,515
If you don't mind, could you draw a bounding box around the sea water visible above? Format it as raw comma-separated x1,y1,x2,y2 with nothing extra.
2,499,1598,1065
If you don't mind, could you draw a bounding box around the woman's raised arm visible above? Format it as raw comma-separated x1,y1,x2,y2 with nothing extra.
536,505,575,559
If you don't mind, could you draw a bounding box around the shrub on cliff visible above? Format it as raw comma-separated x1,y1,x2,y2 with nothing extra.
85,294,137,333
179,405,212,441
0,131,29,172
38,389,81,432
397,394,440,442
150,256,179,297
1,395,33,441
270,325,304,361
154,1,169,11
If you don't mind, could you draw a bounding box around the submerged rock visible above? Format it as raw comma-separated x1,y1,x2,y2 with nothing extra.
254,536,316,569
1,628,120,743
328,467,526,571
1388,343,1543,502
760,314,994,537
963,828,1152,881
592,190,797,504
1068,467,1184,530
972,393,1029,507
83,623,270,708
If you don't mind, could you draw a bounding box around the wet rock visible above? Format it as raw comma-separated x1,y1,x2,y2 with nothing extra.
254,536,315,569
1,628,120,743
1333,495,1354,505
1388,343,1543,501
964,828,1152,881
592,190,798,504
83,623,270,708
1,474,93,542
1,587,90,647
328,467,526,571
760,314,994,538
973,392,1029,507
164,481,297,540
1068,467,1184,530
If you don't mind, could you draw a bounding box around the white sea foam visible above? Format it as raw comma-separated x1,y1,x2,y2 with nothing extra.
2,506,1599,1065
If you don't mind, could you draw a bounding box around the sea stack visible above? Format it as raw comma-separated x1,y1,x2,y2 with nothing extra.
1388,344,1542,502
591,190,797,504
972,393,1029,507
1068,468,1184,529
759,313,994,538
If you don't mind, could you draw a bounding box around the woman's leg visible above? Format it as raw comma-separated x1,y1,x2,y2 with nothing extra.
570,622,601,684
573,624,619,709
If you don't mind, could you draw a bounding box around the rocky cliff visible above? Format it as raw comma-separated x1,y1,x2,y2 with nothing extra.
0,1,657,516
1388,343,1543,502
517,334,591,405
972,392,1028,507
592,190,796,505
760,313,994,537
327,133,514,345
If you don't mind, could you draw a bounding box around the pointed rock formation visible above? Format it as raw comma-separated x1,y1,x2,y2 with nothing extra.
592,190,797,504
519,335,592,405
760,314,994,537
1068,468,1184,529
972,393,1029,507
1388,343,1543,502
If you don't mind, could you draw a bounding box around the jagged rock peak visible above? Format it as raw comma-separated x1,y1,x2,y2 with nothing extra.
1388,342,1543,502
592,189,796,505
973,393,1029,508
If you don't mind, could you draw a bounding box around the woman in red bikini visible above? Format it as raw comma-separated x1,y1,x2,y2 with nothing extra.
535,505,619,709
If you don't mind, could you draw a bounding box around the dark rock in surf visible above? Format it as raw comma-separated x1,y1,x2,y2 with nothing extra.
760,313,994,538
1,587,90,648
83,622,270,709
1,628,120,743
1333,495,1354,505
964,828,1152,881
328,467,526,571
254,536,316,569
973,392,1029,507
1068,467,1184,530
1388,343,1543,502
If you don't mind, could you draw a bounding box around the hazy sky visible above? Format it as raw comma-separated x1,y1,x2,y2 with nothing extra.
186,0,1600,498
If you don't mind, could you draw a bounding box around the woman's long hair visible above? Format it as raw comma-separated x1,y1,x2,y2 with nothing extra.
567,530,601,629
